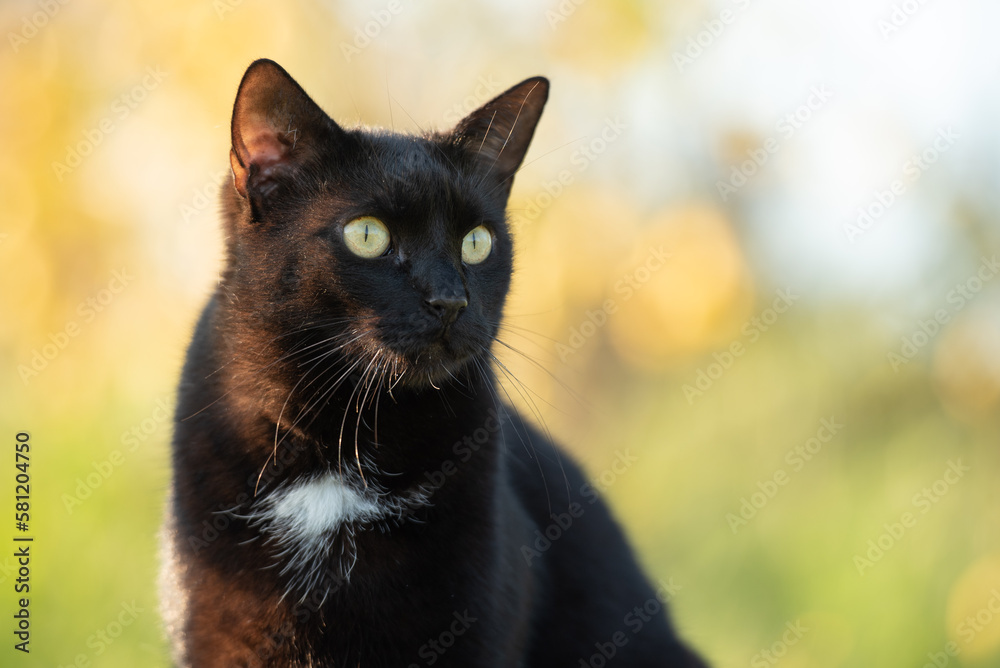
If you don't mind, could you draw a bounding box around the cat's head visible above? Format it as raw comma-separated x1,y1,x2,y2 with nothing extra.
219,59,547,390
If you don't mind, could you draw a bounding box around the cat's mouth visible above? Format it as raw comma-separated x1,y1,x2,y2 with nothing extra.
370,324,483,389
394,339,477,388
335,313,487,390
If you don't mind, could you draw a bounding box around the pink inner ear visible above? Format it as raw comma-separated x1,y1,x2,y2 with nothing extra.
242,127,289,171
231,120,292,197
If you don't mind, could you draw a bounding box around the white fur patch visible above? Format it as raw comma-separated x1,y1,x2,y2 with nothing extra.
267,474,384,538
252,471,433,600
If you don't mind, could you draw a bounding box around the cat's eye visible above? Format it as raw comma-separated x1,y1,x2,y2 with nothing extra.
343,216,391,258
461,225,493,265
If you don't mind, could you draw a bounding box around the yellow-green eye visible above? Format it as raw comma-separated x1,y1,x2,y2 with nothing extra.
461,225,493,264
343,216,390,258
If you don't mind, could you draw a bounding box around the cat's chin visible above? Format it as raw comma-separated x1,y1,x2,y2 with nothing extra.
401,357,474,390
385,343,478,390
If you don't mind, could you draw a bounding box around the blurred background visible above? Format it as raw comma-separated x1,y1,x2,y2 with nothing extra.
1,0,998,666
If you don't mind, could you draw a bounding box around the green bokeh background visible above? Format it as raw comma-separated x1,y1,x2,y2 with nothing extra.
1,1,998,667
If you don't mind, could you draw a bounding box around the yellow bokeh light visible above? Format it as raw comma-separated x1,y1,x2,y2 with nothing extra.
946,554,1000,662
607,203,752,369
933,308,1000,421
0,235,54,343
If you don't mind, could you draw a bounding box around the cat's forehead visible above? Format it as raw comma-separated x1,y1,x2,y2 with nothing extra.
370,134,452,183
306,130,499,234
350,133,488,222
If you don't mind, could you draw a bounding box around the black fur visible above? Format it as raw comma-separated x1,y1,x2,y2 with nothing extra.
161,59,707,668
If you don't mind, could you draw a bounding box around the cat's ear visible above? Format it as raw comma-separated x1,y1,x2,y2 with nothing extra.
229,59,341,204
451,77,549,192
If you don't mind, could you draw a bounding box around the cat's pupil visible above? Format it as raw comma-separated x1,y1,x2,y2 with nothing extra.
471,233,477,248
364,225,369,242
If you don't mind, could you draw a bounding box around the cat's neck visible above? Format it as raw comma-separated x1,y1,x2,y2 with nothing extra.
211,331,495,476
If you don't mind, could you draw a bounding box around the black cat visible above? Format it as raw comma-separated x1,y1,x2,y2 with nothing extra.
160,59,707,668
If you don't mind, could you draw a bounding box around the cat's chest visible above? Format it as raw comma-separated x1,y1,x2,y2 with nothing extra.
251,472,432,597
261,473,387,537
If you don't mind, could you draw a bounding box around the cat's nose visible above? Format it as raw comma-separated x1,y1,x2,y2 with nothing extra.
425,295,468,326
